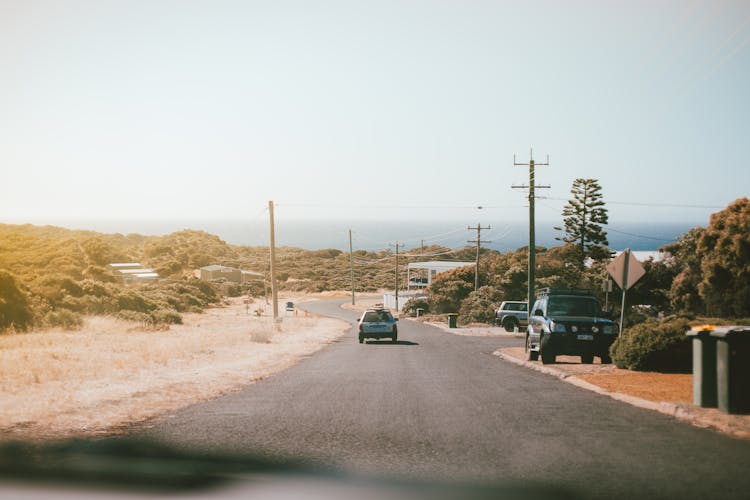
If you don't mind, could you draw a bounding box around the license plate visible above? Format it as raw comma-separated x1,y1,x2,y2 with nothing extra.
577,334,594,341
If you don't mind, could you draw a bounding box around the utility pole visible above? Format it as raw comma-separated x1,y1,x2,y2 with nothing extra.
512,150,550,320
467,224,491,290
268,200,278,319
394,242,400,311
349,229,355,305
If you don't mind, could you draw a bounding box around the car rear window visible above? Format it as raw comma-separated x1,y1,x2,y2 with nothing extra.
363,311,392,322
505,303,527,311
547,297,598,317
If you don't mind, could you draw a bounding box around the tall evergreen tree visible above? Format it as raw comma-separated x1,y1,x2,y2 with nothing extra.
555,178,609,267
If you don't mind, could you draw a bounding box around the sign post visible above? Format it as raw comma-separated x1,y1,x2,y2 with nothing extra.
606,249,646,334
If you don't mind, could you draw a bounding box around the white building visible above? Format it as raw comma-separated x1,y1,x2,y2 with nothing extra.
406,260,475,290
383,291,429,312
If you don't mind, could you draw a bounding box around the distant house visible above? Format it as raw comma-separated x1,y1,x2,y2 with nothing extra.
406,261,475,290
108,263,160,283
383,291,429,311
200,265,241,282
200,265,263,284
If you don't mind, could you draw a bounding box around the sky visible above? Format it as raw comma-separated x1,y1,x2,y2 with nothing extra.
1,0,749,229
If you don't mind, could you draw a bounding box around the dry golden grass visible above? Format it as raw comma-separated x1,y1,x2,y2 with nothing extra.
0,295,348,440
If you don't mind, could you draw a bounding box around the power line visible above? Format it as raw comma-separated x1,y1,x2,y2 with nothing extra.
603,225,681,243
538,195,723,210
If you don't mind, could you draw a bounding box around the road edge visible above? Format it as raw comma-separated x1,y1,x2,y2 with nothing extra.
494,350,750,441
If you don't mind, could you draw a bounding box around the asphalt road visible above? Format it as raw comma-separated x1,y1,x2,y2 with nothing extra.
131,299,750,499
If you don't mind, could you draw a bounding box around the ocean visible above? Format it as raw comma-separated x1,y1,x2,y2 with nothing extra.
8,219,699,253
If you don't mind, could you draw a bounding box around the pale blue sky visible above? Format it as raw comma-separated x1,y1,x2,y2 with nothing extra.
1,0,748,227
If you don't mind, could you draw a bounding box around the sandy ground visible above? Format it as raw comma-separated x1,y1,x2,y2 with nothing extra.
0,294,349,441
500,347,691,402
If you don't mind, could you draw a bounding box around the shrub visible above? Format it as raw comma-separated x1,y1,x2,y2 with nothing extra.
0,270,34,331
609,318,692,373
458,286,504,324
43,309,84,330
150,308,183,325
402,298,430,317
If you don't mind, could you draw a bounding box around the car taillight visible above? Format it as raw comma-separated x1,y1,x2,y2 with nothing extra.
359,324,363,332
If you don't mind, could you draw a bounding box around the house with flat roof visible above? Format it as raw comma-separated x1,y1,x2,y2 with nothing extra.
108,263,160,283
406,260,475,290
200,265,264,284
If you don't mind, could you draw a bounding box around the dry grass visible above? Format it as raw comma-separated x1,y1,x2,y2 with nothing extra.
0,295,348,441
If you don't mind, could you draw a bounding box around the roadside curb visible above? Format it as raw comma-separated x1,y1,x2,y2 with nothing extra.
494,350,750,441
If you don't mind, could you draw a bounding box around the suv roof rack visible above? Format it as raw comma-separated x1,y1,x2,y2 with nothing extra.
536,287,594,297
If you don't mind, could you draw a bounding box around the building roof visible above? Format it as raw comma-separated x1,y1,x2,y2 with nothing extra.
108,263,142,268
407,261,475,270
118,268,155,274
383,291,429,298
201,265,238,272
241,270,264,276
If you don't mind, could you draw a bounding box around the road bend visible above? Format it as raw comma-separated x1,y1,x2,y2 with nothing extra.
129,298,750,499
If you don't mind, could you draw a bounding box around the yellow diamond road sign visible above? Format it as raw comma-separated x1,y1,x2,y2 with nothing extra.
607,250,646,291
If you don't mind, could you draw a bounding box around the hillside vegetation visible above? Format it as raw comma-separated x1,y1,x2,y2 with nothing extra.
1,198,748,340
0,224,423,330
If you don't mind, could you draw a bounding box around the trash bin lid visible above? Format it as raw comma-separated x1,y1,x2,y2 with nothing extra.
686,325,717,337
709,326,750,338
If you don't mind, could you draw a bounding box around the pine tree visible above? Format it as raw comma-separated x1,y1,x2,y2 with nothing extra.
555,178,609,267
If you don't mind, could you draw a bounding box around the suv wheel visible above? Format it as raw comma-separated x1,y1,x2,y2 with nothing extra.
526,335,539,361
600,353,612,364
502,317,518,332
359,335,364,344
541,346,556,364
581,354,594,364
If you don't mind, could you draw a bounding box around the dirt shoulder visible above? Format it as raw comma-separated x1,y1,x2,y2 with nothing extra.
497,347,750,440
0,294,349,441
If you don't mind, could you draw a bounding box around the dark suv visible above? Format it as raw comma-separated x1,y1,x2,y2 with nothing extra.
526,288,617,364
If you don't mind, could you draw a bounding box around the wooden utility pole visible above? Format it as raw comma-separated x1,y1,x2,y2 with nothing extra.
467,224,491,290
349,229,355,305
512,150,550,319
394,242,400,310
268,200,278,319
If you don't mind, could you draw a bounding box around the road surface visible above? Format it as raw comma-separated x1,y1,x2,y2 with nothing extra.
130,298,750,499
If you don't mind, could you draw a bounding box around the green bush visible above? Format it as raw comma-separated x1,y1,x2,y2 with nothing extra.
609,318,692,373
458,286,504,324
0,270,34,331
150,308,183,325
43,309,84,330
402,298,430,317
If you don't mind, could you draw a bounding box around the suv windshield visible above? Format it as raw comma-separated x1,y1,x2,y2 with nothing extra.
547,296,599,317
363,311,393,322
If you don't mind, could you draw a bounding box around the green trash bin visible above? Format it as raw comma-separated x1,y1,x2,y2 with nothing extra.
686,326,718,408
710,326,750,414
447,313,458,328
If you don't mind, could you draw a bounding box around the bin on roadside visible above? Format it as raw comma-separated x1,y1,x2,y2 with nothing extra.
447,313,458,328
710,326,750,414
687,326,718,408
